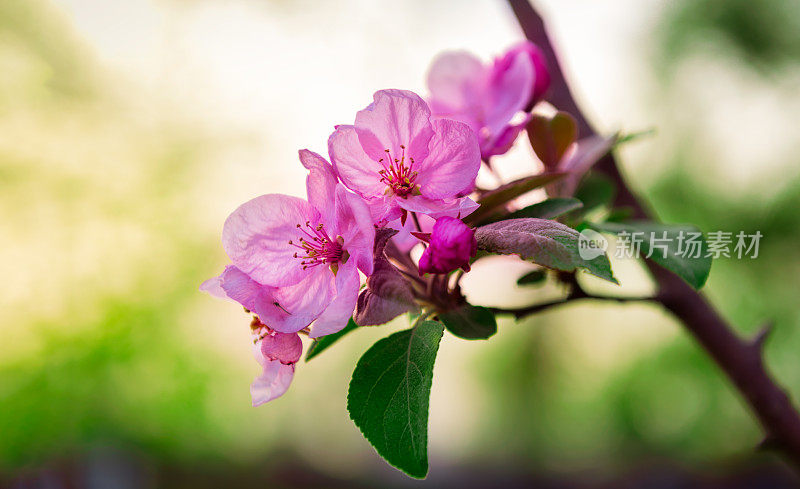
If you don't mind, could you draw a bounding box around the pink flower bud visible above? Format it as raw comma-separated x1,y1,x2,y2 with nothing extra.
418,217,477,276
260,331,303,365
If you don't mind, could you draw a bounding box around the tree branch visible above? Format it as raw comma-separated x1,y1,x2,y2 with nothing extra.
490,286,650,320
506,0,800,470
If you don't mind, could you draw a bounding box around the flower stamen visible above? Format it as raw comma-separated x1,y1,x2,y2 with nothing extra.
378,144,419,198
288,221,344,270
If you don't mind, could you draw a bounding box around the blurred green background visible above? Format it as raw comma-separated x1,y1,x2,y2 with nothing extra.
2,0,800,487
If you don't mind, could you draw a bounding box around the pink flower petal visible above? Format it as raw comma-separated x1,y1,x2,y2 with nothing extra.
426,42,549,160
222,194,316,287
397,195,479,219
433,196,480,219
416,118,481,199
332,185,375,276
199,274,227,300
396,194,479,219
364,194,403,225
426,51,488,126
502,41,550,105
200,266,316,333
215,266,271,311
328,125,385,199
482,113,532,159
270,266,335,333
300,149,337,225
250,353,295,406
354,89,434,166
260,332,303,365
308,258,361,338
388,213,435,253
486,48,534,137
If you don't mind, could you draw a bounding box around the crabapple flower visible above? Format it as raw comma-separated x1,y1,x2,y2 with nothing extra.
426,41,550,160
418,217,477,275
201,150,375,405
328,89,480,224
210,149,374,338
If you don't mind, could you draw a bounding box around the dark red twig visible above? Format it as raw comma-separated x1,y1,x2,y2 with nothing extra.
506,0,800,470
490,293,650,319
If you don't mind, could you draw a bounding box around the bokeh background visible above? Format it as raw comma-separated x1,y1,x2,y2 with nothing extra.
3,0,800,487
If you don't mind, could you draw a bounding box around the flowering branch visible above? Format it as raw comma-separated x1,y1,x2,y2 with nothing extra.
200,5,797,476
506,0,800,469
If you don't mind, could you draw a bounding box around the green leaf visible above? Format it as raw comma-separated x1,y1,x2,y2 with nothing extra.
305,318,358,361
466,172,566,224
574,172,616,213
605,207,635,223
517,269,547,286
475,218,618,284
505,198,584,221
347,320,445,479
527,112,578,168
595,221,711,289
614,128,655,147
439,304,497,340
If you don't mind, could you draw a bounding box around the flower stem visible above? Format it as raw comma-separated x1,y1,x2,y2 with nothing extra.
411,211,424,233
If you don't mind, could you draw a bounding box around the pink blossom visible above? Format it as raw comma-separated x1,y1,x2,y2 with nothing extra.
418,217,477,276
201,150,375,405
328,89,480,224
426,41,550,160
207,149,374,338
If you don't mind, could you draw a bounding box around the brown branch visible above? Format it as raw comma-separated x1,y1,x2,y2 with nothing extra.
506,0,800,470
490,285,650,320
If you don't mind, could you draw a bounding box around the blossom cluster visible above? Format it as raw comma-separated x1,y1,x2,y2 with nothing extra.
202,42,550,405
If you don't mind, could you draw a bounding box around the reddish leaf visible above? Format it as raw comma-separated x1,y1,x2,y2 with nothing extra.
527,111,578,169
355,228,418,326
